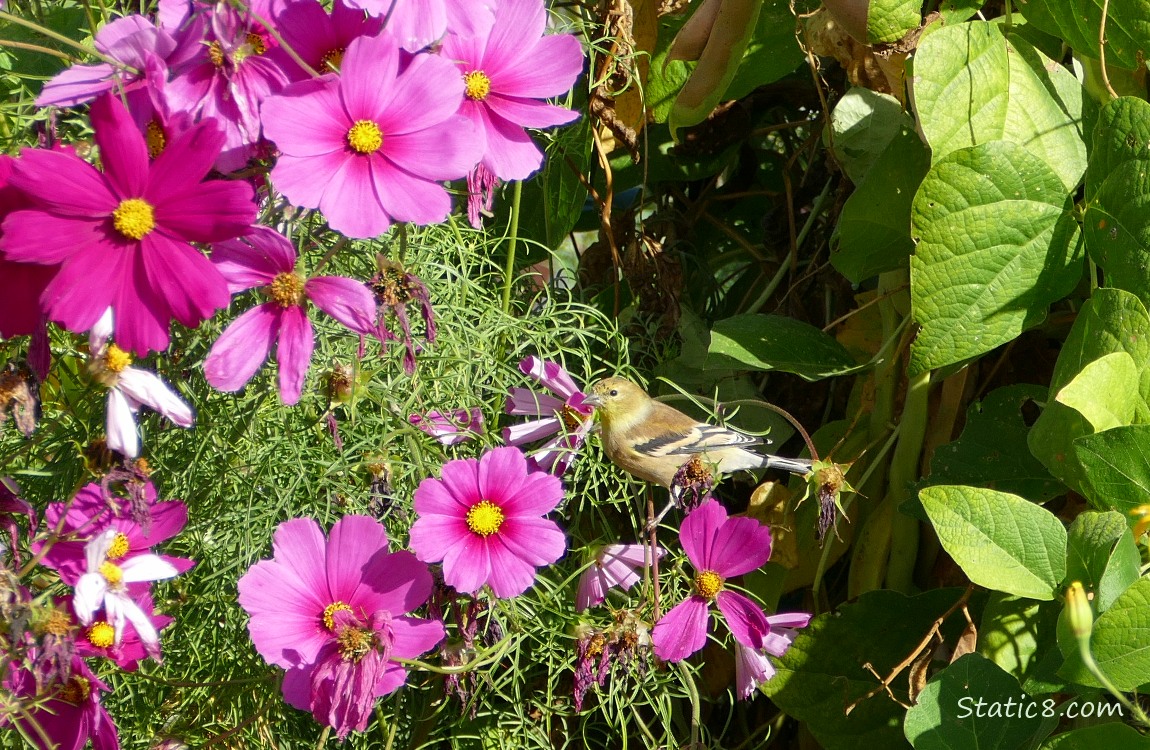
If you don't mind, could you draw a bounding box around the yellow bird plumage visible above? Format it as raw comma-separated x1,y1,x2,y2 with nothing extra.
584,376,811,488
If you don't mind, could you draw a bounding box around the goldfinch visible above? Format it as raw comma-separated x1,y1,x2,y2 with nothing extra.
584,377,811,489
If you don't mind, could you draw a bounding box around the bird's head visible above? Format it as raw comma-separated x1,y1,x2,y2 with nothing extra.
585,377,649,427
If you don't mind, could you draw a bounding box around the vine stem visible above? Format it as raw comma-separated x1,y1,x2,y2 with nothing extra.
677,662,701,748
501,179,523,315
1099,0,1119,99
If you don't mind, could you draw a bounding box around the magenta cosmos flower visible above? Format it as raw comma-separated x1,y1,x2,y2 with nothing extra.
652,500,772,662
734,611,811,699
503,356,595,475
440,0,583,181
274,0,383,75
345,0,493,51
204,227,377,405
261,33,481,238
237,516,444,737
0,94,255,355
8,657,120,750
410,446,566,598
0,154,55,342
576,543,664,612
68,591,173,672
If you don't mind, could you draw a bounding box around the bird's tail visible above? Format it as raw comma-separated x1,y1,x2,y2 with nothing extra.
761,454,813,476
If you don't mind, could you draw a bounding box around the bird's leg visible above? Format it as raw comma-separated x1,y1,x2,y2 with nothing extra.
644,486,681,535
646,488,661,620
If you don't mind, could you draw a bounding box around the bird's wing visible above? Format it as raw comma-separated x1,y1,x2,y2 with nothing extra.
633,420,764,458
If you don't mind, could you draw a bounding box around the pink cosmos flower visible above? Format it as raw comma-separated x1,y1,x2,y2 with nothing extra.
0,154,56,343
274,0,383,75
0,94,256,355
734,612,811,699
503,356,595,475
36,481,194,585
576,543,664,612
409,446,566,598
73,528,181,659
7,658,120,750
73,592,174,671
652,500,772,662
345,0,494,51
410,408,484,445
163,0,294,172
203,227,378,405
36,14,192,107
260,33,481,238
87,310,194,458
440,0,583,182
237,516,444,737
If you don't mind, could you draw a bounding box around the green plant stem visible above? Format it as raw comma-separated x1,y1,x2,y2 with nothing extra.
501,180,523,315
0,10,113,62
677,662,701,748
1076,641,1150,726
885,370,930,593
746,178,833,315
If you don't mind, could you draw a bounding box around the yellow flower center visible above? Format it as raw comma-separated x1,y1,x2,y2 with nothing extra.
558,403,589,433
466,500,504,537
321,47,344,73
112,198,155,240
694,569,723,600
463,70,491,101
87,621,115,648
145,120,166,159
106,532,131,560
208,40,225,67
245,32,267,55
103,344,132,373
269,272,306,307
99,560,123,587
322,601,352,631
347,120,383,154
44,607,72,636
337,625,374,663
59,676,91,705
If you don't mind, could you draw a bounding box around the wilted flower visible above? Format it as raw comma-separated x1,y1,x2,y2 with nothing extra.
0,360,40,438
669,456,714,513
503,356,594,475
204,227,377,405
652,500,772,662
573,610,651,711
409,446,566,598
88,310,194,459
370,257,436,374
409,408,484,446
0,477,35,563
733,612,811,699
576,543,663,611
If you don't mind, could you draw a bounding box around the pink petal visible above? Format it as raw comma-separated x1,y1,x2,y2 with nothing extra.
709,515,771,578
338,32,399,119
320,155,394,239
475,104,544,180
439,456,482,502
36,62,116,107
306,276,377,334
271,518,333,600
282,662,314,706
679,499,727,570
210,231,294,293
497,515,565,567
204,303,279,392
239,559,330,667
90,94,150,199
766,612,813,629
153,179,256,243
413,476,471,516
113,251,173,355
652,596,710,662
485,534,543,598
270,150,347,213
358,550,433,616
261,77,350,157
506,386,566,415
575,566,607,611
117,368,194,426
378,53,464,135
274,305,314,405
408,512,470,562
0,211,107,266
734,643,773,700
10,148,115,217
716,590,769,650
388,615,445,661
146,117,227,199
141,233,230,327
519,356,583,398
485,94,579,129
477,446,528,507
493,33,583,99
440,532,491,594
324,515,391,602
384,118,482,181
499,466,564,516
369,159,452,225
106,388,140,458
41,242,128,334
502,417,561,446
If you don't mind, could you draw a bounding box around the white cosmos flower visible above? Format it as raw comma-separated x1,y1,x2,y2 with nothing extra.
73,527,180,658
89,309,194,458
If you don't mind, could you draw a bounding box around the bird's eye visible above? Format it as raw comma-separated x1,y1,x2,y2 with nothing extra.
609,389,618,397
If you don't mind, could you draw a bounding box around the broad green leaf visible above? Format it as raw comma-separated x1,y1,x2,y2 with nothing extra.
919,486,1067,600
1054,352,1138,432
909,142,1082,375
726,0,805,101
828,88,910,185
1084,98,1150,299
905,654,1050,750
912,22,1087,191
1041,723,1150,749
868,0,922,44
647,14,692,124
1074,426,1150,521
1065,511,1142,610
1020,0,1150,70
922,384,1062,503
512,116,591,257
979,594,1046,680
763,588,975,750
936,0,984,26
706,314,858,380
1088,578,1150,690
832,117,931,282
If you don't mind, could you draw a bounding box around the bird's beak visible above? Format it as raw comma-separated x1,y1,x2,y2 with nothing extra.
582,393,603,408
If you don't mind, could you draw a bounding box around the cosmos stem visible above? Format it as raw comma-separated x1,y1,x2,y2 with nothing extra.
501,180,522,315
